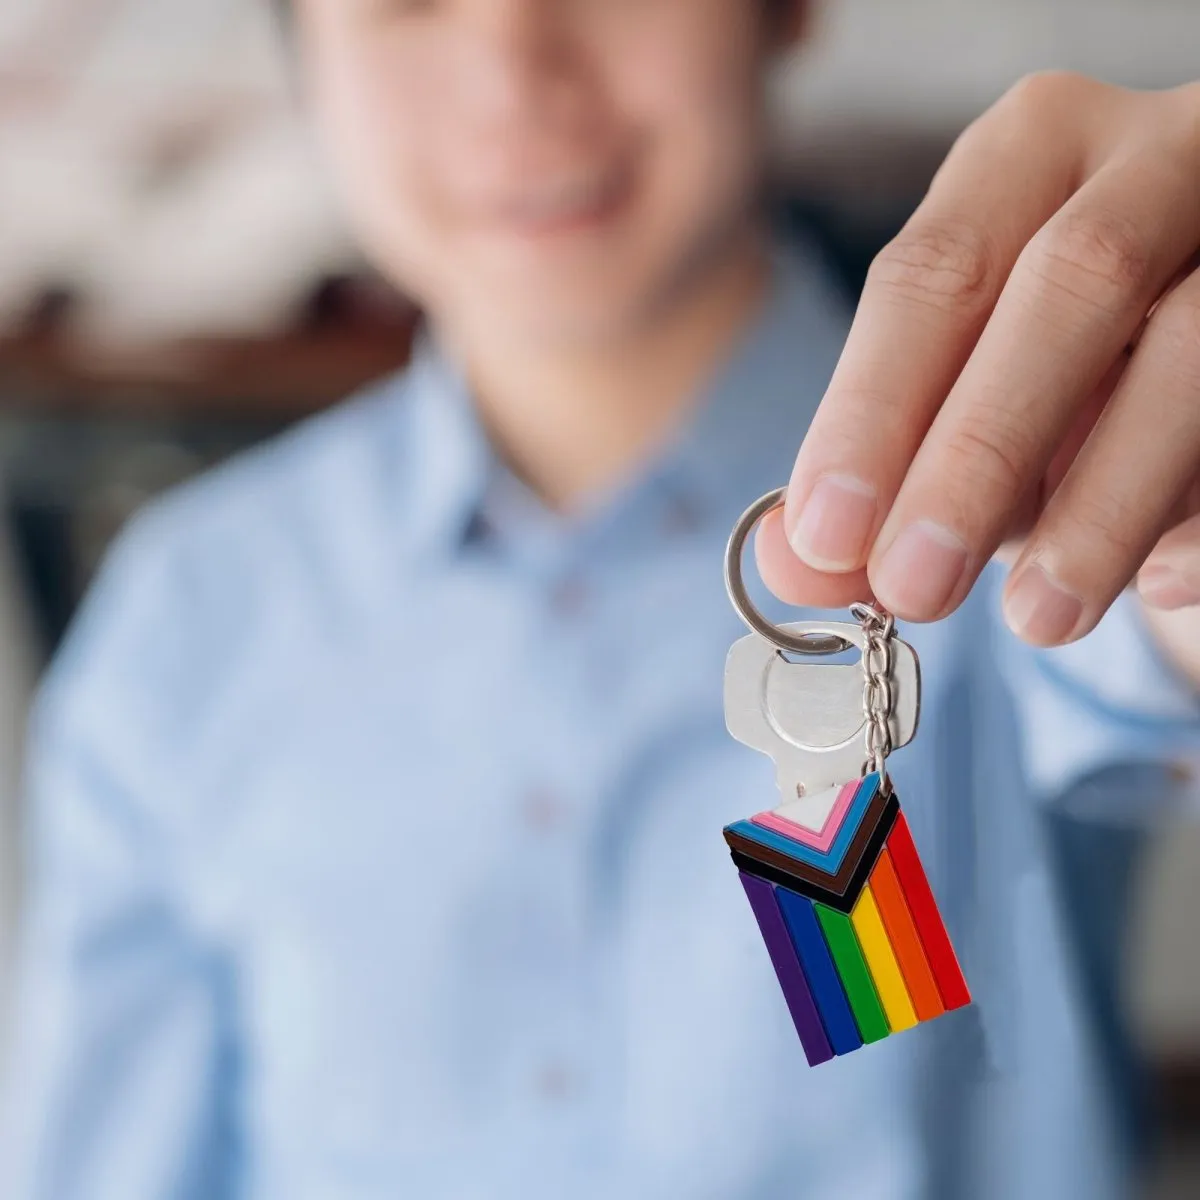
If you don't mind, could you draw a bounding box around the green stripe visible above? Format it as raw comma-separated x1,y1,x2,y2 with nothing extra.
815,903,890,1043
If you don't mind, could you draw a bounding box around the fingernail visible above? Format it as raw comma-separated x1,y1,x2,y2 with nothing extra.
873,520,969,616
787,474,878,571
1004,563,1085,644
1138,564,1200,610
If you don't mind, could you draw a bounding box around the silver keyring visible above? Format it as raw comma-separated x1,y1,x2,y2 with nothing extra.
724,487,853,656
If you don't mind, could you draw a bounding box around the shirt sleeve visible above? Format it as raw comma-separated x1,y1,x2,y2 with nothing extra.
991,568,1200,818
0,512,238,1200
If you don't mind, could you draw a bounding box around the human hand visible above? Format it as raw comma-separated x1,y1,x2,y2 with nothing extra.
758,72,1200,648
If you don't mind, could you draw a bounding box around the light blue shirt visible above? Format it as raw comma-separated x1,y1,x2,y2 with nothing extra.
3,247,1199,1199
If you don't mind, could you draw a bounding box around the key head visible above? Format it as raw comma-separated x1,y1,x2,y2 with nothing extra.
724,620,920,798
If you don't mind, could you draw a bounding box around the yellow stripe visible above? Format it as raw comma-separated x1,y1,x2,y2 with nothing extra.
851,883,918,1032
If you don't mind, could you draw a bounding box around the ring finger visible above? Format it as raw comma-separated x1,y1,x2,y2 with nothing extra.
1005,264,1200,643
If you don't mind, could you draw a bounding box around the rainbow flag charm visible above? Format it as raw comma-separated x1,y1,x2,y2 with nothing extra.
718,499,967,1065
725,773,970,1066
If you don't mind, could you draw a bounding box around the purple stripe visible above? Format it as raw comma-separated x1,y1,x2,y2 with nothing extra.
739,872,834,1066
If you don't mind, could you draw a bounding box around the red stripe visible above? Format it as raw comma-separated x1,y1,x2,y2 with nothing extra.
869,847,945,1022
885,811,971,1010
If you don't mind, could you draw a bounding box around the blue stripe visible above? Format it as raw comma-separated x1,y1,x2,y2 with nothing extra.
725,774,879,875
775,885,863,1056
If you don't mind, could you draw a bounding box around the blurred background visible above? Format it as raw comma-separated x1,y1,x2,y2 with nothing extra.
0,1,1199,1195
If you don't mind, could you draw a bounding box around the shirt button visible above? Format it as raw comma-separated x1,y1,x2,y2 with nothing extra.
462,509,495,547
548,574,588,618
522,786,567,832
534,1060,578,1103
660,492,705,538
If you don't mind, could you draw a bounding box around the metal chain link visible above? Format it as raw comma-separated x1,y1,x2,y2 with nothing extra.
849,601,896,791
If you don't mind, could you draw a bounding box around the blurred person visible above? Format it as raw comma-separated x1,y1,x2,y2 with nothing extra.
3,1,1200,1197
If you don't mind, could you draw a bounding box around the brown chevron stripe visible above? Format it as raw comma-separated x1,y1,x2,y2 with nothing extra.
727,790,898,914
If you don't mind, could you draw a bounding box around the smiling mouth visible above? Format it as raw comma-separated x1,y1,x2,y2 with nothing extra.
492,163,635,238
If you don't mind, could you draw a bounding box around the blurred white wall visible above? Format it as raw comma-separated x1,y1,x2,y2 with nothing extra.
3,0,1200,344
782,0,1200,130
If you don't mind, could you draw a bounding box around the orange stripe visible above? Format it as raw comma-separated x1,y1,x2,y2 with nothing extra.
869,847,944,1022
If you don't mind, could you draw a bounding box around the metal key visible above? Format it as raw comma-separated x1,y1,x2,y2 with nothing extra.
724,620,921,801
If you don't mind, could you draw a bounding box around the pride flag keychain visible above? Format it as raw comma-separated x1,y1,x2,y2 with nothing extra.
722,488,971,1066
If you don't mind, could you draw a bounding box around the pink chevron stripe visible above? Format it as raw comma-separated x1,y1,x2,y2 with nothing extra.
751,779,860,853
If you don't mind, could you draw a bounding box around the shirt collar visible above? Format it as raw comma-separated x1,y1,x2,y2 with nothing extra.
669,239,852,515
400,329,493,556
398,238,852,561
